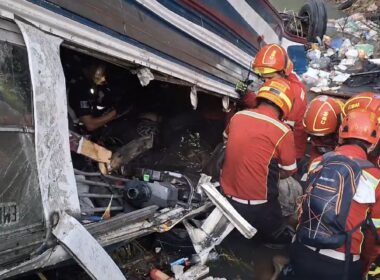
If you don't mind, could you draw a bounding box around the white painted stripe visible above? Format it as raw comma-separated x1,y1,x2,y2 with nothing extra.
0,0,238,98
236,110,290,133
226,0,279,43
226,0,300,49
136,0,253,69
279,162,297,171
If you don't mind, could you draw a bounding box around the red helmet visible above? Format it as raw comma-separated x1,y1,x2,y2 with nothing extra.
256,77,294,118
339,109,380,150
252,44,292,76
303,95,343,136
343,92,380,121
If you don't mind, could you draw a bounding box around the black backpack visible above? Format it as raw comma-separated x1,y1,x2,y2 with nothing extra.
297,152,374,250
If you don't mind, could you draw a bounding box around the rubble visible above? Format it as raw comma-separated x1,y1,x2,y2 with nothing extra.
331,0,380,15
302,11,380,95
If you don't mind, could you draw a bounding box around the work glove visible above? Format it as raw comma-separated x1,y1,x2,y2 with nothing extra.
235,79,252,97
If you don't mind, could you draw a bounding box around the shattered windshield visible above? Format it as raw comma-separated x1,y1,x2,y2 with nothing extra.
0,41,33,127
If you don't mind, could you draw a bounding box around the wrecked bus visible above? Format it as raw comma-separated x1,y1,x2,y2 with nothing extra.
0,0,320,278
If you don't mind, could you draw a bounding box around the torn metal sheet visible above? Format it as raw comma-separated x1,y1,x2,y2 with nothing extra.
94,203,212,247
184,208,234,264
52,212,125,280
0,204,211,278
201,183,257,239
16,21,80,224
184,180,256,264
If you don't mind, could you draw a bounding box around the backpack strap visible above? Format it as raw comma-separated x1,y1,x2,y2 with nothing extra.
321,151,336,161
323,152,374,169
354,159,375,169
366,212,380,245
343,220,367,280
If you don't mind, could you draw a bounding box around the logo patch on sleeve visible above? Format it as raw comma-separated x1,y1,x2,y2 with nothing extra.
80,101,90,109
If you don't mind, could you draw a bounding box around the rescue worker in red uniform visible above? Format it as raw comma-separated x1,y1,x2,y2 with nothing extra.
302,95,343,164
236,44,308,160
221,77,297,242
281,109,380,280
343,92,380,168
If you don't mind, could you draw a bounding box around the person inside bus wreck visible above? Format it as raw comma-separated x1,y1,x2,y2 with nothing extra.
68,62,133,143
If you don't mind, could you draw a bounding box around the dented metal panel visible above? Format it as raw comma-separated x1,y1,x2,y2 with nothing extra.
16,21,80,224
42,0,245,84
0,1,237,98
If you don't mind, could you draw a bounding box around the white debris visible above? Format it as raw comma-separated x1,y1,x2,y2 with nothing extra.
180,264,209,280
172,265,185,279
335,64,348,71
325,48,335,57
369,58,380,65
310,86,340,94
307,49,321,62
135,67,154,86
332,72,350,84
190,86,198,110
340,58,356,66
345,48,359,59
367,3,378,12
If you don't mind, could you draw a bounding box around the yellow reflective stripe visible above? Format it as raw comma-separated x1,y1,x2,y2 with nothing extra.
236,110,289,133
369,265,380,276
259,86,273,92
362,170,380,189
372,218,380,229
254,67,277,75
309,160,321,172
279,92,293,111
257,88,292,111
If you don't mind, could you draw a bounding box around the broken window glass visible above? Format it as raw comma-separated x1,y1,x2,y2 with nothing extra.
0,41,33,127
0,39,44,267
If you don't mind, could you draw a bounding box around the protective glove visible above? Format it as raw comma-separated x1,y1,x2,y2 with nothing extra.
235,80,252,97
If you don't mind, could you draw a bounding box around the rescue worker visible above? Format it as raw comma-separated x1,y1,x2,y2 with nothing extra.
343,92,380,168
69,63,118,132
343,92,380,119
281,109,380,280
235,44,308,161
221,77,297,243
302,95,343,164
